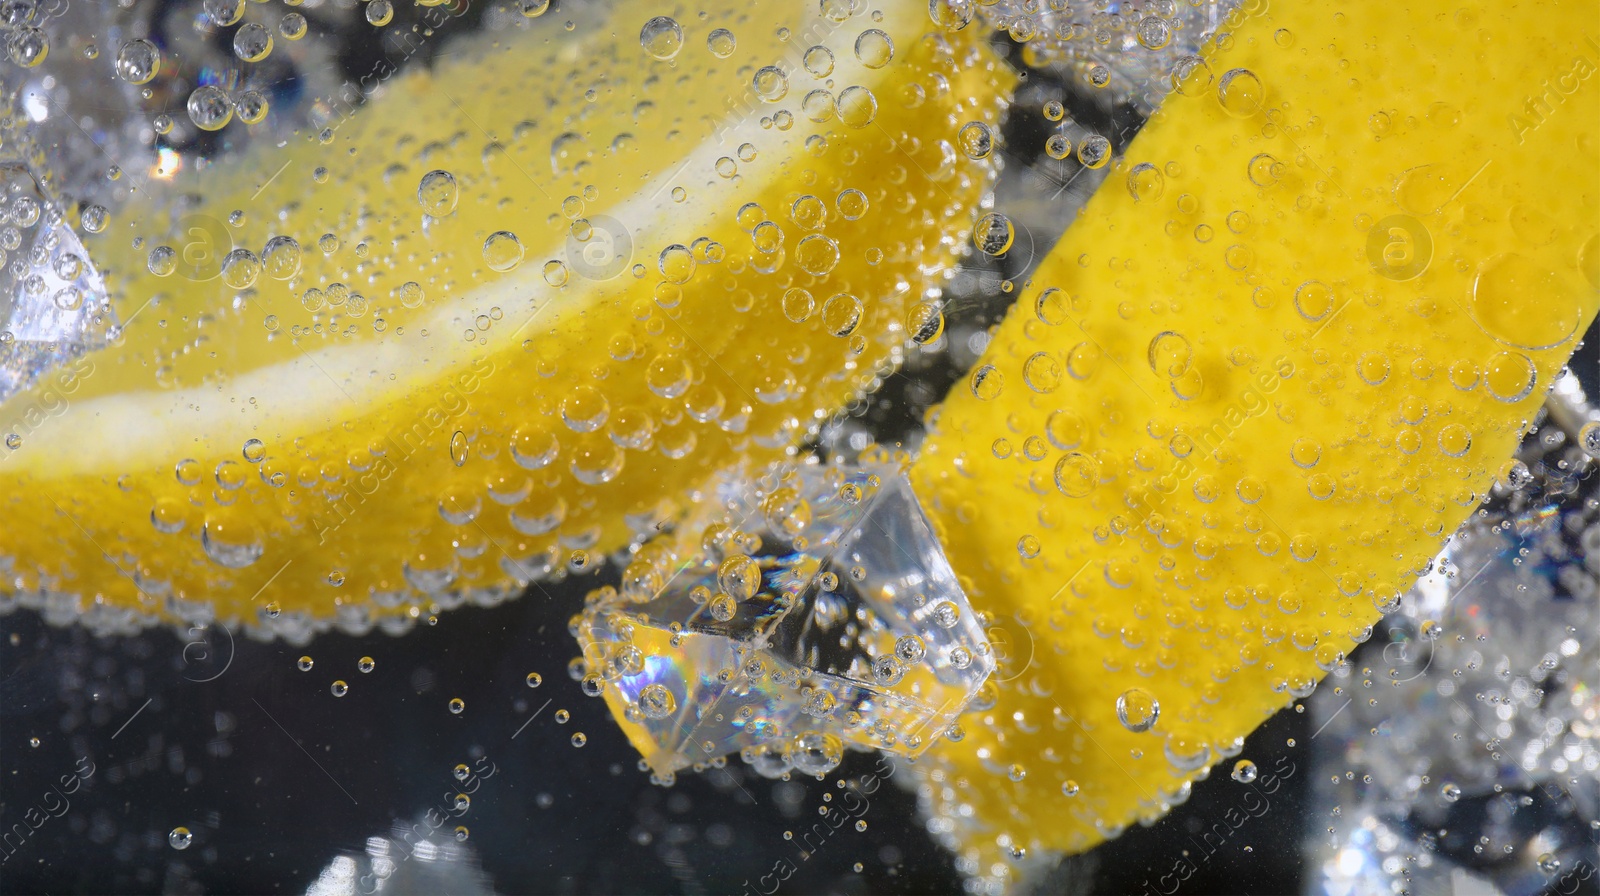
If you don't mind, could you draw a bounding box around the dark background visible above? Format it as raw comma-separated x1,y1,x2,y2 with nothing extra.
0,579,1309,895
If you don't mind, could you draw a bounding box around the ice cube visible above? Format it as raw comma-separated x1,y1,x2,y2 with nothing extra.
577,460,995,779
0,162,117,406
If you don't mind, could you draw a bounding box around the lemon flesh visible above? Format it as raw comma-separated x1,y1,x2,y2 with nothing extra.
0,0,1014,634
910,0,1599,876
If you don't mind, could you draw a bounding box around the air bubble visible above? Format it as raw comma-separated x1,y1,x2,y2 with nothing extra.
483,231,524,272
187,86,233,131
220,248,261,290
836,86,877,128
928,0,975,30
1077,135,1110,169
115,39,160,84
418,170,459,216
233,22,272,62
803,45,834,77
706,28,736,57
1293,280,1333,321
262,236,301,280
639,683,676,719
201,517,263,568
906,303,944,345
1023,352,1062,392
1483,351,1535,402
1437,424,1472,458
821,293,863,337
836,189,868,220
1115,688,1160,732
970,365,1003,400
753,66,790,103
1054,452,1097,497
8,28,47,67
1218,68,1265,117
1136,15,1171,49
640,16,684,61
895,635,927,663
235,89,270,124
872,654,905,685
708,593,738,622
973,213,1014,255
853,29,893,68
958,121,992,160
1579,422,1600,457
204,0,244,26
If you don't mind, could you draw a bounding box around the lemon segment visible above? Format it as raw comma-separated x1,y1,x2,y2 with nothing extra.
910,0,1600,874
0,1,1015,633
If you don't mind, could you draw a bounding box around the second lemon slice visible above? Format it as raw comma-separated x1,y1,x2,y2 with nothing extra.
910,0,1599,883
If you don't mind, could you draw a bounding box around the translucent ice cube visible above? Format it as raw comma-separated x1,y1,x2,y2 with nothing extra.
577,460,996,779
0,161,117,405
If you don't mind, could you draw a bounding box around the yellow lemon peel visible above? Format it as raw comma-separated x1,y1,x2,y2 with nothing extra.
910,0,1600,875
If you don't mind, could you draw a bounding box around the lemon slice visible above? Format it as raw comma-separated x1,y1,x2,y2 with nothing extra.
910,0,1598,881
0,0,1014,633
